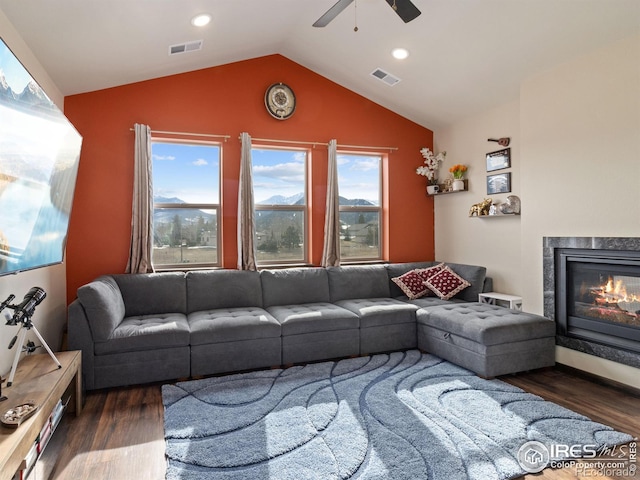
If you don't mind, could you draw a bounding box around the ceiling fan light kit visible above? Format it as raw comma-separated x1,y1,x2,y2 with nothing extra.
313,0,421,28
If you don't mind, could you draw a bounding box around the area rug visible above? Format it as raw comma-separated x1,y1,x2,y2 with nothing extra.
162,350,632,480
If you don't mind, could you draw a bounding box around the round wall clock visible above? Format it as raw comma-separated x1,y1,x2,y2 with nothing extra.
265,83,296,120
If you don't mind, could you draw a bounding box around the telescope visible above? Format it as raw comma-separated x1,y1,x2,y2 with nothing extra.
4,287,47,326
0,287,60,387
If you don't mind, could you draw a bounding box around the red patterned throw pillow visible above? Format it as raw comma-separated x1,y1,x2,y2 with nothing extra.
423,265,471,300
392,264,444,299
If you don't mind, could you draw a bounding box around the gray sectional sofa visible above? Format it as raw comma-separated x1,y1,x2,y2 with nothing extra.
68,261,556,390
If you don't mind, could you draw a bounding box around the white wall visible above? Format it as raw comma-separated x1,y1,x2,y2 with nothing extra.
435,34,640,389
434,99,522,295
0,9,68,379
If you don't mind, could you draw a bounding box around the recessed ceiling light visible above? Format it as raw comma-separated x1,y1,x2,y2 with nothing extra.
191,14,211,27
391,48,409,60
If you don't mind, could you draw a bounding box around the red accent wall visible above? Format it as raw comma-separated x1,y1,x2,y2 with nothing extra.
64,54,434,303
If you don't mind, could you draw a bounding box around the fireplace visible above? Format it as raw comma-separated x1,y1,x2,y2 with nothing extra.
555,248,640,354
543,237,640,369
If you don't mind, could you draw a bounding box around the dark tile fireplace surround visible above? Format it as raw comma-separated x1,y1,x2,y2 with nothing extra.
544,237,640,369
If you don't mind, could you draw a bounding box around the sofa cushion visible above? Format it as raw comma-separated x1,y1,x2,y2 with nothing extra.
386,261,438,297
423,265,471,300
392,270,430,299
327,265,390,302
186,270,262,313
336,298,418,328
261,268,330,307
77,275,126,342
444,262,487,302
188,307,280,345
391,264,445,299
267,303,359,335
113,272,187,317
94,313,190,355
416,303,556,345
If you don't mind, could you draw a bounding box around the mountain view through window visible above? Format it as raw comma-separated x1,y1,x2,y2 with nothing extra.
252,148,307,264
151,140,220,268
150,142,381,268
252,148,381,264
337,153,381,260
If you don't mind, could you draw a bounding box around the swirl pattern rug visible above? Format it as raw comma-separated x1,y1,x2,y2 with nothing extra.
162,350,631,480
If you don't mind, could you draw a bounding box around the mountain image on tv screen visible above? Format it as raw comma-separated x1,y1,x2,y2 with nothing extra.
0,37,82,276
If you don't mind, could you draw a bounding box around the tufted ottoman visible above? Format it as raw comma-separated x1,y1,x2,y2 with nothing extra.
416,303,556,377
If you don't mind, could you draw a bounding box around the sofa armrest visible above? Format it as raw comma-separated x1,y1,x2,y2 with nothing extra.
76,275,126,342
483,276,493,293
68,299,96,390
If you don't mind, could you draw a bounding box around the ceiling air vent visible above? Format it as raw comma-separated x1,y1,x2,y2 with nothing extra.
169,40,203,56
370,68,401,86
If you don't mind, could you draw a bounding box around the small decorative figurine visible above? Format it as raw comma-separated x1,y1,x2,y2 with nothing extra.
499,195,521,214
469,198,492,217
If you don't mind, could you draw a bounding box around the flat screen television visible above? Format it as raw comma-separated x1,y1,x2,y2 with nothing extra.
0,37,82,276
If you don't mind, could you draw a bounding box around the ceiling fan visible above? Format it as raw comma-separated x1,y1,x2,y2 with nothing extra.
313,0,421,27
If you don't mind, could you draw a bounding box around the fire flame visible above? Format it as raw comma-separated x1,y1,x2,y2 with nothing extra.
592,277,640,306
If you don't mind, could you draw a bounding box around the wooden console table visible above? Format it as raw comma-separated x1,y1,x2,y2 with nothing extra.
0,350,81,480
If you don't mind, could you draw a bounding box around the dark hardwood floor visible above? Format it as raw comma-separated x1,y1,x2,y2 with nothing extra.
36,366,639,480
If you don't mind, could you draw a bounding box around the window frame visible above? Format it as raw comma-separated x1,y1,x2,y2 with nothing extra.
151,137,221,270
252,145,309,266
337,150,384,263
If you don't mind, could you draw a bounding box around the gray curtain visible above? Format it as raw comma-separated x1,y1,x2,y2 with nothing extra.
321,139,340,266
126,123,154,274
237,132,257,270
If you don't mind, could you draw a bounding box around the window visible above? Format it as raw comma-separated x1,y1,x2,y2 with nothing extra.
151,140,220,269
252,147,307,265
337,152,382,261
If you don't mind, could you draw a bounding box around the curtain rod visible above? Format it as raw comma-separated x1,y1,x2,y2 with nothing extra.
130,127,230,141
337,143,398,152
249,137,327,148
244,136,398,152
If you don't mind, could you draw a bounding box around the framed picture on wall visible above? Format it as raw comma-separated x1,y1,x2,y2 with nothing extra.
487,172,511,194
486,148,511,172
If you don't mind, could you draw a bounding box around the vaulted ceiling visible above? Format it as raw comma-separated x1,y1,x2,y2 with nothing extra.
1,0,638,130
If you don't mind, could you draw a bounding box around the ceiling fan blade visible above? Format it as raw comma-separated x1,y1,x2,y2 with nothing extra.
313,0,355,27
385,0,421,23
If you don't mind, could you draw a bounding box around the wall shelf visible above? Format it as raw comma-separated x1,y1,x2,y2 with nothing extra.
476,212,520,218
471,195,521,217
427,179,468,196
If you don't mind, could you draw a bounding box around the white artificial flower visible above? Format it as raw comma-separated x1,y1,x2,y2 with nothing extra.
417,148,446,180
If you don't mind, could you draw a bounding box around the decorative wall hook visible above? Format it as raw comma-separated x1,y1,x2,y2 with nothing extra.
488,137,510,147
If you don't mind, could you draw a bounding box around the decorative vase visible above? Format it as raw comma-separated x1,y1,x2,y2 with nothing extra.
452,179,464,191
426,184,439,195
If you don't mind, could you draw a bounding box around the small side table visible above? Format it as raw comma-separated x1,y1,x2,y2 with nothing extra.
478,292,523,310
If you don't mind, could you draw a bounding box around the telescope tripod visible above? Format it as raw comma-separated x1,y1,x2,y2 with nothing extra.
7,318,61,387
